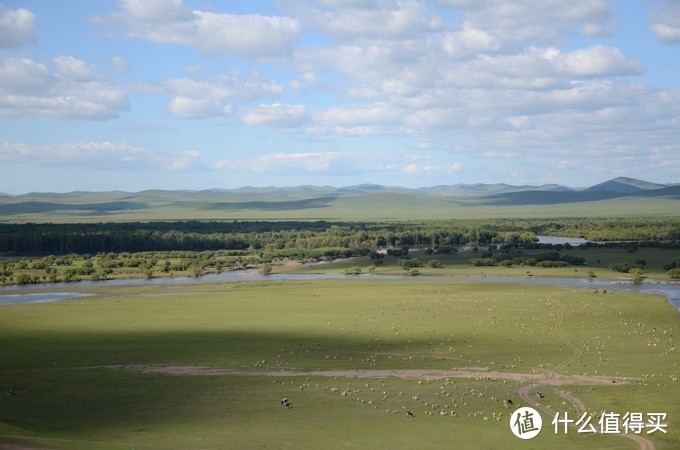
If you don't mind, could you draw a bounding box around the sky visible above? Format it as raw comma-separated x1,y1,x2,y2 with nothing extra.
0,0,679,194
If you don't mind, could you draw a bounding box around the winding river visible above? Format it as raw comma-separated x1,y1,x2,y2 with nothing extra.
1,269,679,309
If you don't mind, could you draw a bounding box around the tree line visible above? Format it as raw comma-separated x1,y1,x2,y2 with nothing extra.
0,218,678,255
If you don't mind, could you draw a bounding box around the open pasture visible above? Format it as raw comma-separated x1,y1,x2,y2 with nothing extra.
0,279,678,449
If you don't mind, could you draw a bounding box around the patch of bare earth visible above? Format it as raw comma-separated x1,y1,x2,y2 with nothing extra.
92,365,636,385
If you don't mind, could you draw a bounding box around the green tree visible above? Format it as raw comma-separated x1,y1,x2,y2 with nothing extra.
629,268,644,285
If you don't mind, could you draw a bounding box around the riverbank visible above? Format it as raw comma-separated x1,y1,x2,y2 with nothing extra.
2,269,679,310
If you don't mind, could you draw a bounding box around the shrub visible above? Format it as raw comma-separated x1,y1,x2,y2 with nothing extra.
537,260,569,268
609,262,645,274
667,268,680,279
560,255,586,265
428,259,442,268
15,273,34,285
400,258,423,269
469,258,497,267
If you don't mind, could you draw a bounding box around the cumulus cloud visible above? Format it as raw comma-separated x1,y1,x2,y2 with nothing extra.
437,0,616,42
104,0,302,57
441,23,504,58
0,56,129,120
0,142,200,171
555,45,644,77
649,0,680,44
215,151,351,174
242,104,307,129
308,102,407,137
155,71,283,119
403,162,463,176
0,3,36,48
168,97,232,119
213,150,440,176
286,0,442,40
53,56,106,81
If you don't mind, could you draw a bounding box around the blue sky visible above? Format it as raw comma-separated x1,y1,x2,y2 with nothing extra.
1,0,679,194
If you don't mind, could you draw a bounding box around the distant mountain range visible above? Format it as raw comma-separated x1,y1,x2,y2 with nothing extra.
1,177,675,199
0,177,678,221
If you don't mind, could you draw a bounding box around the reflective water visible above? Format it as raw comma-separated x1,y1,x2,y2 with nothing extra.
1,270,678,309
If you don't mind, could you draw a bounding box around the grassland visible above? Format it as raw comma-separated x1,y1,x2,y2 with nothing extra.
1,279,678,449
1,185,679,222
279,246,680,281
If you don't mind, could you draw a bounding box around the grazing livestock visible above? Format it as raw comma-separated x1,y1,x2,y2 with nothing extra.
7,389,13,396
407,411,415,417
536,391,544,399
281,397,290,408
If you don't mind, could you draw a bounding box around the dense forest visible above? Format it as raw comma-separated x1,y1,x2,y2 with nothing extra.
1,218,678,255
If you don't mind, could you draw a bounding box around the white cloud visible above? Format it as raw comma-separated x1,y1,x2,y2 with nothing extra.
0,56,128,120
288,0,442,40
111,56,129,73
308,102,406,136
649,0,680,44
441,23,504,58
106,0,301,57
0,142,199,171
403,162,463,176
158,71,283,119
215,151,351,174
0,3,36,48
242,104,307,129
168,97,232,119
555,45,644,77
437,0,616,42
442,45,643,88
53,56,106,81
213,150,441,176
119,0,193,23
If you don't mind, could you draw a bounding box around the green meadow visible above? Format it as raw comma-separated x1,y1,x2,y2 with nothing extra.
281,246,680,281
1,279,678,449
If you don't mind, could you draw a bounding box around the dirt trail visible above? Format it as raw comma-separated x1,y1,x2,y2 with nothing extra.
516,298,655,450
94,364,635,385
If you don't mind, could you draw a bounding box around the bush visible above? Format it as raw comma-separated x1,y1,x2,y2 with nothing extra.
400,258,423,269
428,259,442,268
436,246,457,254
560,255,586,265
609,262,644,274
668,268,680,279
345,266,362,275
469,258,497,267
15,273,34,285
537,260,569,268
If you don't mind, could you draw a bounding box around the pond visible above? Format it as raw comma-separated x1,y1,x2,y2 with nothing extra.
536,235,589,246
0,292,91,306
1,270,679,310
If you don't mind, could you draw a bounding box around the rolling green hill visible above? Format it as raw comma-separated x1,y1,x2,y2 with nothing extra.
0,178,677,222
